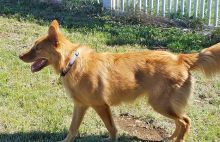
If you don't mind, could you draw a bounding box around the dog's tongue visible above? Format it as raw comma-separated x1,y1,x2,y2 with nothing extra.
31,59,47,72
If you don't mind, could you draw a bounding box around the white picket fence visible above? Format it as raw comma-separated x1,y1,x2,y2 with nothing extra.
102,0,219,27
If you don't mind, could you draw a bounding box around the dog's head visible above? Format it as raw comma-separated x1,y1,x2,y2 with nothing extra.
19,20,66,73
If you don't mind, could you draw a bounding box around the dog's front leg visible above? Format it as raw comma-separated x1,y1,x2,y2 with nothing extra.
58,105,88,142
93,104,117,142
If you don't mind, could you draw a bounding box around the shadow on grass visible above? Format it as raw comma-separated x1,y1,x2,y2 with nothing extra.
0,131,161,142
0,0,104,30
0,131,66,142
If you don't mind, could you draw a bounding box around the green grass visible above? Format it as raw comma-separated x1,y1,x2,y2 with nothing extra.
1,0,220,53
0,1,220,142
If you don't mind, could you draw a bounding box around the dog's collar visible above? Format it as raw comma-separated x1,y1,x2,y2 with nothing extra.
60,51,79,77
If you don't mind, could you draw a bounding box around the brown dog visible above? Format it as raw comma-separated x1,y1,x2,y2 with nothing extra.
19,20,220,142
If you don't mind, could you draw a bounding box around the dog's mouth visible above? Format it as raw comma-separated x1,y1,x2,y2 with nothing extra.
31,58,48,72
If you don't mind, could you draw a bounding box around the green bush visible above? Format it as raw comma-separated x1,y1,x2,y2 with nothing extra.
208,27,220,45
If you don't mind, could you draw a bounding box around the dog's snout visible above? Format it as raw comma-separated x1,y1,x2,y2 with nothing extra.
19,54,23,59
19,53,25,60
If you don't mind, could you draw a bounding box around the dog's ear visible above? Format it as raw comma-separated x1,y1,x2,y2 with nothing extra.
48,20,60,47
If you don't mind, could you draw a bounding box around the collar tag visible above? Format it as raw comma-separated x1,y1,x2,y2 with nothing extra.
60,51,79,77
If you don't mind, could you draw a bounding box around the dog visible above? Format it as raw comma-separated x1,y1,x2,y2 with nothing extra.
19,20,220,142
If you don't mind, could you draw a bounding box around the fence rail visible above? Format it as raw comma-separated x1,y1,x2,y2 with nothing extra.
102,0,219,27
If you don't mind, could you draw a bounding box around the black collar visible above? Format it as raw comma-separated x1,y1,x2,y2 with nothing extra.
60,51,79,77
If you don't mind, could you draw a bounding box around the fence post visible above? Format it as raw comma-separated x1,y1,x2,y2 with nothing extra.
115,0,119,14
112,0,115,10
156,0,159,16
214,0,219,26
168,0,172,16
121,0,125,12
143,0,147,14
138,0,142,12
181,0,185,16
187,0,191,17
126,0,129,12
174,0,178,18
208,0,212,26
149,0,153,15
162,0,166,17
194,0,198,18
132,0,136,12
200,0,205,18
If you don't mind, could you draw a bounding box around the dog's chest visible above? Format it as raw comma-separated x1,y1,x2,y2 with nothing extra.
61,76,105,106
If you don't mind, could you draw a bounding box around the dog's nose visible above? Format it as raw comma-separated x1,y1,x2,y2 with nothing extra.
19,54,24,60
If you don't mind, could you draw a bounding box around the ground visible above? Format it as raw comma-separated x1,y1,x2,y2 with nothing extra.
0,1,220,142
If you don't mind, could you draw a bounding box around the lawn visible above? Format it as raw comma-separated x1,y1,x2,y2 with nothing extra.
0,0,220,142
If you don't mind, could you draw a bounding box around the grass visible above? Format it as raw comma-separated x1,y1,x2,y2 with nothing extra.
0,0,220,142
1,0,220,52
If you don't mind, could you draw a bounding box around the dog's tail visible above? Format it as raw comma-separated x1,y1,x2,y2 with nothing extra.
178,42,220,76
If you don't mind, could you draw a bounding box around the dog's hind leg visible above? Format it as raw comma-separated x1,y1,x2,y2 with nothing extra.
93,104,117,142
167,115,191,142
174,115,191,142
169,79,192,142
168,116,191,141
149,102,191,142
148,80,192,142
168,120,181,140
58,104,88,142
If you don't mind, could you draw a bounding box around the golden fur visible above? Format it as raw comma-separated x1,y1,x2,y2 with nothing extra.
19,20,220,142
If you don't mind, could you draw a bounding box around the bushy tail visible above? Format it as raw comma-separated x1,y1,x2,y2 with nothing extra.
178,42,220,76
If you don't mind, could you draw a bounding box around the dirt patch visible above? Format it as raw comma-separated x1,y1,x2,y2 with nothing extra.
114,114,167,141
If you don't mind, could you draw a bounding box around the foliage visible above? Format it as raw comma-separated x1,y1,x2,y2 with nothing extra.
1,0,219,53
208,27,220,45
106,25,209,52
